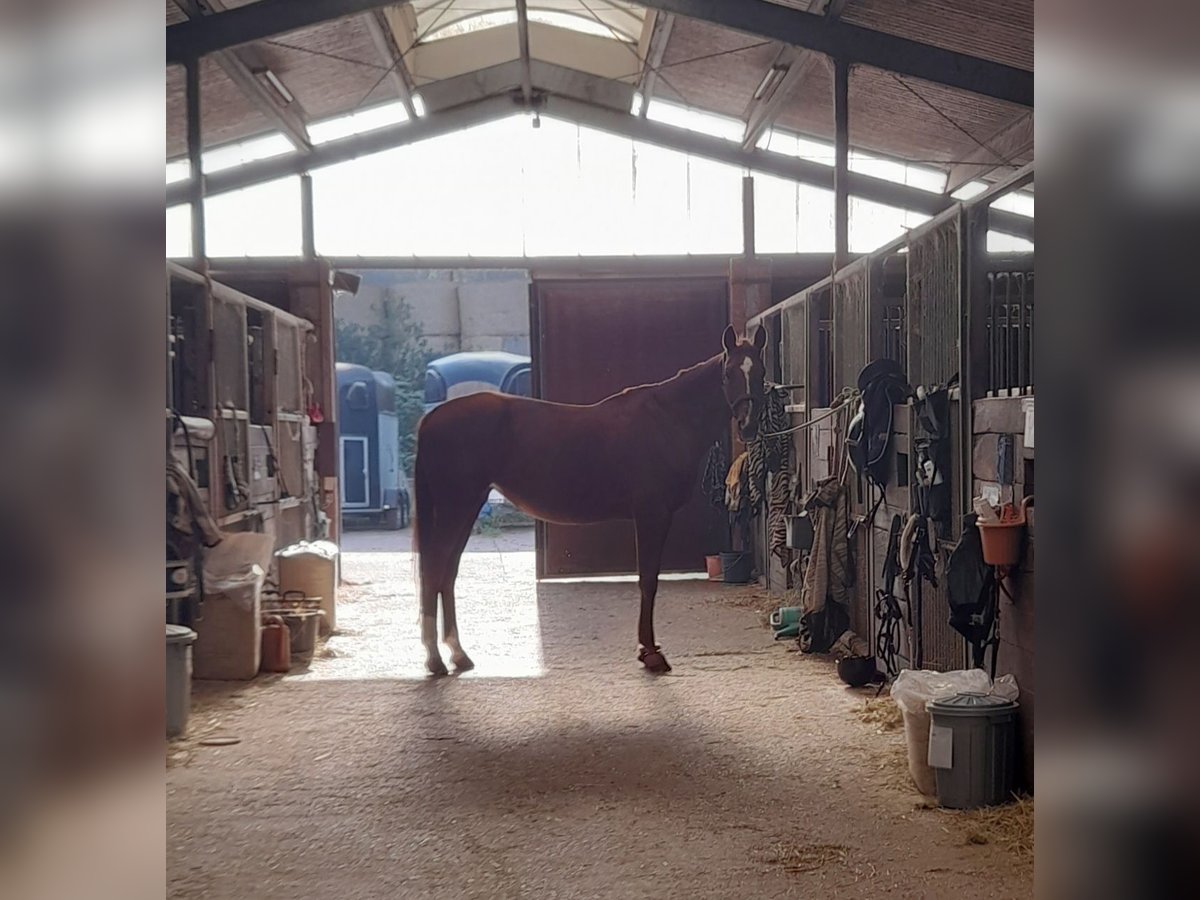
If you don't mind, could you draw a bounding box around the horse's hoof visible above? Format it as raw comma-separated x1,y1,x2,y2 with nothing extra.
638,646,672,674
451,654,475,674
426,657,449,677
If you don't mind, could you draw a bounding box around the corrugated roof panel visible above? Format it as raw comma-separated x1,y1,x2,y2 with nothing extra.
841,0,1033,70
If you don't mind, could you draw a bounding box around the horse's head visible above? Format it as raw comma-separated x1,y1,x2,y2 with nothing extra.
721,325,767,441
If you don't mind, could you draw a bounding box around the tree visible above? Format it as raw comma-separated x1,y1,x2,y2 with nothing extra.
335,289,432,472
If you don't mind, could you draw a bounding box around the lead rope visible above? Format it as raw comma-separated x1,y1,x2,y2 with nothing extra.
757,386,858,439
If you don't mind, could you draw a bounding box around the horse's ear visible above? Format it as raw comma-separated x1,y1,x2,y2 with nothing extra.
722,325,738,354
751,326,767,351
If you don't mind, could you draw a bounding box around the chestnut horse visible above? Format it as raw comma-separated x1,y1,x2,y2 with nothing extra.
413,325,767,675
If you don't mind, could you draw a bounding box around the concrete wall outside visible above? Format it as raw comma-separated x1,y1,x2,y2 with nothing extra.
335,268,530,358
456,270,531,355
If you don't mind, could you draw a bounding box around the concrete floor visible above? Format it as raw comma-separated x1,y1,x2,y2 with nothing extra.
168,527,1031,899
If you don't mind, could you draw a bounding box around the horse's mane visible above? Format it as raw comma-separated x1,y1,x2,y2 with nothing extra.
611,353,721,399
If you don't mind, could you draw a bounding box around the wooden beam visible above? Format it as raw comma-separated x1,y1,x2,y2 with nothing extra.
175,1,311,151
945,111,1033,193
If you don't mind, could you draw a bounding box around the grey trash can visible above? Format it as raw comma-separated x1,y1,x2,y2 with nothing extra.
926,691,1019,809
166,624,197,738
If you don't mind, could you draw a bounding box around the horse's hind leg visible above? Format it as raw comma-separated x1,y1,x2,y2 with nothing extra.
441,488,488,673
421,579,448,677
441,582,472,672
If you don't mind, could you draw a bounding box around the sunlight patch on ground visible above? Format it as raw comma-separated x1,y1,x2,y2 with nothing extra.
293,533,545,681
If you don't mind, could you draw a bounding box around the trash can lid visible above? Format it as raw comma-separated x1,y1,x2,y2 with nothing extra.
927,691,1018,717
166,624,197,644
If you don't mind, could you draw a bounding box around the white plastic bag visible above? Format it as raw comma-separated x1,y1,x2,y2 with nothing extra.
276,539,339,561
202,531,276,585
890,669,1019,795
891,668,1017,713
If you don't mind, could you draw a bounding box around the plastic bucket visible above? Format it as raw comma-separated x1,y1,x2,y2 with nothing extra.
719,551,753,584
166,625,196,738
704,555,723,581
277,610,322,663
977,521,1024,568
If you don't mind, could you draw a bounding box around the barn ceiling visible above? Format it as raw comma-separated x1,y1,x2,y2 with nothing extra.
165,1,1033,192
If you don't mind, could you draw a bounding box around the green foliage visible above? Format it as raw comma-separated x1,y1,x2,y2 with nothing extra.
335,289,433,472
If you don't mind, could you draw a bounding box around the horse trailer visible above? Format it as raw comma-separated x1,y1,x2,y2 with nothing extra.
336,363,409,530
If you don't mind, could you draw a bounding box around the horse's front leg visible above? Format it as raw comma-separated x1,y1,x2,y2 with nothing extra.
634,512,672,673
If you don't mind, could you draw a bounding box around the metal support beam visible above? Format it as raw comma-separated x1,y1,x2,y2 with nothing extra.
168,0,390,62
742,175,756,257
300,173,316,259
637,12,675,117
185,56,206,264
166,78,1034,242
636,0,1033,107
418,59,634,116
167,95,517,206
176,1,311,151
165,0,1032,107
362,9,417,119
741,0,846,150
515,0,535,112
945,111,1033,193
833,57,850,268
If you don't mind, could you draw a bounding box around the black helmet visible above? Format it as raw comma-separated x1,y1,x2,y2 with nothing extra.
837,655,882,687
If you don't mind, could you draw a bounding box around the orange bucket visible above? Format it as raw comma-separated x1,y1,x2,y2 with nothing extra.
705,555,723,581
977,497,1032,568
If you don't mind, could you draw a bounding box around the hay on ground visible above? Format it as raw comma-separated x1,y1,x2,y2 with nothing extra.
758,840,849,874
854,696,903,732
876,742,923,794
947,795,1034,863
716,584,781,621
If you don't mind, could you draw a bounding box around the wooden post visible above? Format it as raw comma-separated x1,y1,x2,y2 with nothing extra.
833,57,850,270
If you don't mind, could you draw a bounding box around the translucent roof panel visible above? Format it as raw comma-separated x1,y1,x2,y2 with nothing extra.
413,1,646,45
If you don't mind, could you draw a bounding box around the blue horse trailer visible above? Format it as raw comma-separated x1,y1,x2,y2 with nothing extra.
337,363,410,530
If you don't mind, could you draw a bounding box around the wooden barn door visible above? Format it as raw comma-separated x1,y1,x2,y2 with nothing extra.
530,277,730,578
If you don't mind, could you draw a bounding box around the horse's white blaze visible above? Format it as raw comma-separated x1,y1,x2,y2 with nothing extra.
740,356,753,396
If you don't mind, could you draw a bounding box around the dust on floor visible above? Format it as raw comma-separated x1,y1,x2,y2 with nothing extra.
168,527,1032,899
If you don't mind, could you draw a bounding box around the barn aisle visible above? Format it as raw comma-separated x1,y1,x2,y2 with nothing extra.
167,529,1030,899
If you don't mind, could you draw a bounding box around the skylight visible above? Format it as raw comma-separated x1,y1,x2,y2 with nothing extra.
415,1,644,44
307,100,409,144
759,126,949,194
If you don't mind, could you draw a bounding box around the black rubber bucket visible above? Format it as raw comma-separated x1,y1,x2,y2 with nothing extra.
719,551,753,584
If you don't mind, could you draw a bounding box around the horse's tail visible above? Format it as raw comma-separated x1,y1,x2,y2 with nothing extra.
411,419,434,609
